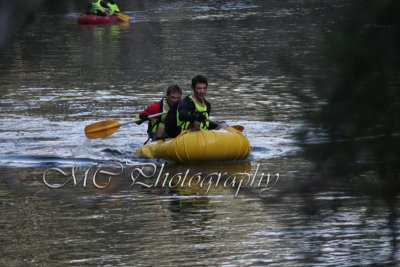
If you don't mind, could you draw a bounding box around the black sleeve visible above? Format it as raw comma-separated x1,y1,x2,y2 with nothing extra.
205,99,211,114
209,123,217,130
178,99,197,122
204,100,217,129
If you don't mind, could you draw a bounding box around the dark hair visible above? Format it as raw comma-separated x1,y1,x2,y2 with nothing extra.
191,75,208,88
166,84,182,96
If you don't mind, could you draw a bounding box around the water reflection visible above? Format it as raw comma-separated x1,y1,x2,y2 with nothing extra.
1,163,398,265
78,22,130,67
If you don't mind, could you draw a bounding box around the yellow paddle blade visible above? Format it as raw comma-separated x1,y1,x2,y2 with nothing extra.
231,125,245,132
117,13,130,22
85,120,122,139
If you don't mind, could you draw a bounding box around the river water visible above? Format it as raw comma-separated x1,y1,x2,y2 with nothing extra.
0,0,399,266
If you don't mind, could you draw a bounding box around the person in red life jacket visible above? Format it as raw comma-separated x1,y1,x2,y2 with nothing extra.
137,85,182,143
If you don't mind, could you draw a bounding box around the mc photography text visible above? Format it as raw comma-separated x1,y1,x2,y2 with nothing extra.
42,162,279,197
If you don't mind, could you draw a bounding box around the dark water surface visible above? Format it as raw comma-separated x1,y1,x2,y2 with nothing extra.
0,0,399,265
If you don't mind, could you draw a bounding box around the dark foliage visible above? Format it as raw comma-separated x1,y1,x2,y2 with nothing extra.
299,0,400,198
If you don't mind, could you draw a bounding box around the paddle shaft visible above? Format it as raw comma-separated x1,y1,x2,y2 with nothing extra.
127,111,167,125
85,108,221,138
84,111,167,139
134,112,219,126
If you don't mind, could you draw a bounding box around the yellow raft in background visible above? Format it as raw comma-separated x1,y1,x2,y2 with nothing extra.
134,126,251,163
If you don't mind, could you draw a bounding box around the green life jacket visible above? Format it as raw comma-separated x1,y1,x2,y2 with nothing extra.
147,98,168,135
107,3,120,15
92,0,107,14
177,95,210,132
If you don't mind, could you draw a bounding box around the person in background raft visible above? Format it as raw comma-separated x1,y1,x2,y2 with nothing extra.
165,75,229,138
88,0,120,16
137,85,182,143
88,0,108,16
107,0,120,15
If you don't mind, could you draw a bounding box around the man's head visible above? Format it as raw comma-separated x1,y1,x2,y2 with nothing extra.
191,75,208,102
166,84,182,107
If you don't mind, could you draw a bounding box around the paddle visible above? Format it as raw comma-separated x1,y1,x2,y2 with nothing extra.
85,112,167,139
116,12,130,22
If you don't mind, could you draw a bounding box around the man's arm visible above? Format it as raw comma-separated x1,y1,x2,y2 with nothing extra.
178,100,199,122
136,102,161,123
139,102,160,116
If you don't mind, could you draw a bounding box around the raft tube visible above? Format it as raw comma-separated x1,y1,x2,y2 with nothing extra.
134,126,251,163
77,15,121,24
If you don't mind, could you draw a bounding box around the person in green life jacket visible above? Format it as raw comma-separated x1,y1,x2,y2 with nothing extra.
174,75,229,134
89,0,108,16
137,85,182,143
89,0,120,16
107,0,120,15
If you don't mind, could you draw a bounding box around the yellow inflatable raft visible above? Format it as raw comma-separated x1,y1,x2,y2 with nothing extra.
134,126,251,163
